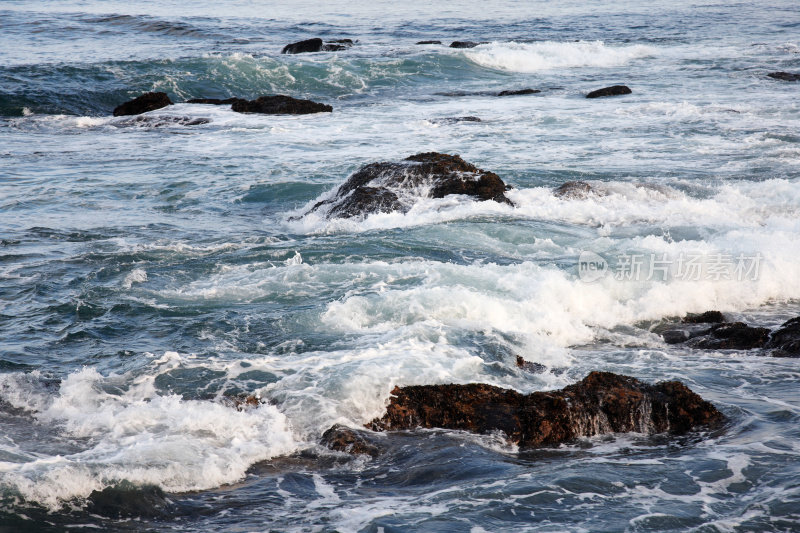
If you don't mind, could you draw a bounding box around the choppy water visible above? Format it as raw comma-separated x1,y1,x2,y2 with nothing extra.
1,1,800,531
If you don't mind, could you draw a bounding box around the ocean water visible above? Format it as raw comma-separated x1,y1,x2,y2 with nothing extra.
1,0,800,531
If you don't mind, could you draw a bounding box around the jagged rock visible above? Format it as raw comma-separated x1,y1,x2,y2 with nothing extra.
86,481,171,518
186,97,246,105
281,38,354,54
231,95,332,115
683,311,726,324
586,85,632,98
320,424,381,457
450,41,487,48
368,372,724,447
416,40,442,45
497,88,541,96
767,72,800,82
688,322,770,350
303,152,513,219
113,92,172,116
515,355,546,374
766,317,800,357
553,180,595,199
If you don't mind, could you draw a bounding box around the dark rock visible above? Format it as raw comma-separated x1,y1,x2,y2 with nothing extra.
231,95,332,115
282,38,354,54
186,97,246,105
281,38,323,54
515,355,546,374
767,72,800,82
320,424,381,457
688,322,770,350
683,311,726,324
86,481,171,518
450,41,488,49
417,40,443,45
368,372,724,447
303,152,513,219
113,92,173,116
766,317,800,357
429,116,482,124
662,330,690,344
553,181,595,199
497,88,541,96
586,85,632,99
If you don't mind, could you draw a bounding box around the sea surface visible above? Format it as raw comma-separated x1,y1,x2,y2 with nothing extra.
1,1,800,531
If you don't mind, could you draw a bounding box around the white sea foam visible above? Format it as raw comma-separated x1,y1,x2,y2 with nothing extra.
464,40,655,73
122,268,147,288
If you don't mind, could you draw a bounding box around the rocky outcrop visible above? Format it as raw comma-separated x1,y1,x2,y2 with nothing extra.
766,317,800,357
586,85,632,99
553,180,595,199
87,481,171,518
321,425,381,457
367,372,724,447
113,92,172,116
767,72,800,82
281,38,354,54
302,152,513,219
230,95,332,115
687,322,770,350
683,311,726,324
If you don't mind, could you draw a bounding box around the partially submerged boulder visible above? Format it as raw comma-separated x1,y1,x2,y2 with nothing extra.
231,95,332,115
683,311,726,324
113,92,172,116
302,152,513,219
515,355,546,374
766,317,800,357
416,40,443,45
281,38,354,54
553,180,595,199
497,88,541,96
321,424,381,457
687,322,770,350
450,41,487,49
368,372,724,447
767,72,800,82
586,85,632,99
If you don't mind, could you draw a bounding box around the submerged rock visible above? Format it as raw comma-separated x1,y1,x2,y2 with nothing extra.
321,424,381,457
281,38,354,54
687,322,770,350
497,88,541,96
553,180,595,199
113,92,173,116
767,72,800,82
114,115,210,127
231,95,332,115
429,116,482,124
368,372,724,447
766,317,800,357
86,481,171,518
416,40,443,45
586,85,632,99
450,41,487,48
303,152,513,219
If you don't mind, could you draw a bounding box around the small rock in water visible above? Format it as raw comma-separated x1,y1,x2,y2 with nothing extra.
767,71,800,82
113,92,173,116
281,37,354,54
320,424,381,457
231,95,332,114
450,41,487,48
429,116,482,124
683,310,726,324
416,40,442,45
515,355,546,373
766,317,800,357
688,322,770,350
586,85,632,98
553,180,595,199
87,481,171,518
368,371,724,447
497,88,541,96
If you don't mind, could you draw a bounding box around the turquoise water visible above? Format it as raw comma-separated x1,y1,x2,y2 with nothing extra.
1,1,800,531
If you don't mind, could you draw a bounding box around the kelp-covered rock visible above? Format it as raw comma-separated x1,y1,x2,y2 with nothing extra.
766,317,800,357
303,152,513,219
321,424,382,457
586,85,632,98
368,371,724,447
231,95,332,115
113,92,173,116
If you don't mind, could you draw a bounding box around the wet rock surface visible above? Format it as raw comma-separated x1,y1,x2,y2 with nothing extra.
766,317,800,357
416,40,442,45
449,41,487,48
516,355,546,374
113,92,173,116
683,311,726,324
497,88,541,96
687,322,771,350
281,38,354,54
767,71,800,82
303,152,513,219
321,425,382,457
553,180,597,199
230,95,332,114
86,481,171,518
586,85,632,98
368,371,724,448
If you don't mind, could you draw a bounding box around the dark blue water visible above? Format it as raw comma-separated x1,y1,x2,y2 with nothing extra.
2,1,800,531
